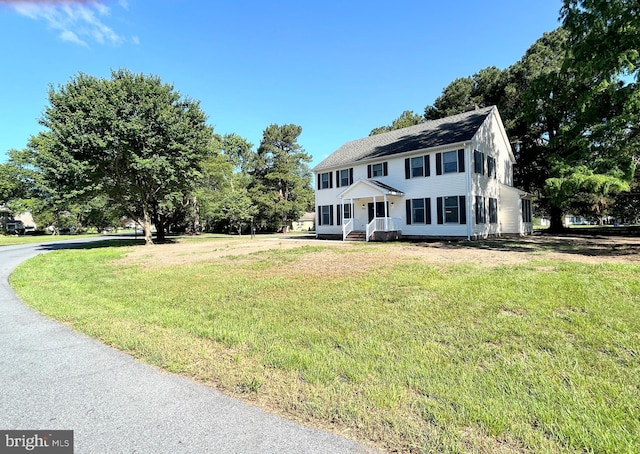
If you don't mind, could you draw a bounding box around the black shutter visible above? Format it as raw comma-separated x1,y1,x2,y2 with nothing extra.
482,152,485,175
349,168,354,185
459,196,466,224
406,200,412,225
405,158,410,179
424,155,430,176
437,197,443,224
458,149,465,173
383,162,388,176
425,198,432,224
329,205,334,225
317,206,322,226
336,205,341,226
317,174,321,190
367,165,372,178
329,172,333,188
436,153,442,175
335,170,340,188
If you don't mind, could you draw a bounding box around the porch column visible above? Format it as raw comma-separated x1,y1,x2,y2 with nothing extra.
373,195,377,223
384,194,388,231
340,198,344,238
350,198,353,225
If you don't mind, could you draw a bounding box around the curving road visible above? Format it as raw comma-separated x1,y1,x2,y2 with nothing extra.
0,238,376,453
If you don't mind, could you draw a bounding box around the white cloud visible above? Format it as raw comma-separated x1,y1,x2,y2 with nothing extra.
59,28,88,47
11,1,128,47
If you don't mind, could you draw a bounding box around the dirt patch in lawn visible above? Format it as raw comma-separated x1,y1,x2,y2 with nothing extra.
115,234,640,270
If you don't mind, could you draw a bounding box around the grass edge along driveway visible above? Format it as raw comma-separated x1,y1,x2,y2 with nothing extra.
10,238,640,453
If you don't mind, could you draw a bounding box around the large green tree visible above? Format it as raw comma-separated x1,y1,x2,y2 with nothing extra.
552,0,639,229
30,69,214,244
0,149,34,206
0,149,38,232
373,18,636,231
561,0,639,83
423,67,507,121
196,133,257,233
369,110,424,136
249,124,313,231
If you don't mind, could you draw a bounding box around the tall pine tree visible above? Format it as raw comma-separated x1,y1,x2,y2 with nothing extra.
249,124,314,232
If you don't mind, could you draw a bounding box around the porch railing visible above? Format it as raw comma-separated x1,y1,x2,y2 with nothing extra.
342,218,354,240
365,217,402,242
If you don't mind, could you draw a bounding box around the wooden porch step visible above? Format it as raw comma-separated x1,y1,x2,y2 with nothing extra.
345,231,367,241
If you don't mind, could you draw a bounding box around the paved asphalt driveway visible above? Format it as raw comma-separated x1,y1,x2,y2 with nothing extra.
0,238,376,453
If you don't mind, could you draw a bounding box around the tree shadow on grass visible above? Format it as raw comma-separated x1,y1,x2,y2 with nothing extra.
413,235,640,259
36,236,177,252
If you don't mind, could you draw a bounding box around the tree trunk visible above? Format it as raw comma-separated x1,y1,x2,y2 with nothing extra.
142,210,153,245
191,194,200,234
548,205,565,233
156,215,166,243
53,210,60,235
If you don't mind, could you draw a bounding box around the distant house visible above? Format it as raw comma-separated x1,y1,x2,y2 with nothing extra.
0,206,11,230
312,106,533,241
290,212,315,232
1,207,37,234
14,211,36,230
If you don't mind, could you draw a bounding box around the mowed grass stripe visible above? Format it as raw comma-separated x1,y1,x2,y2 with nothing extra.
10,244,640,453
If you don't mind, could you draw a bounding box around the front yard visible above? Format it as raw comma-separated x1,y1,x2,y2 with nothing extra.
10,235,640,453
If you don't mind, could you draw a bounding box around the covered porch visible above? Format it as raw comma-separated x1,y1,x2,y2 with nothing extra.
338,179,404,241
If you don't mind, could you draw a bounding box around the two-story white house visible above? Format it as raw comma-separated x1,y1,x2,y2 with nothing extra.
312,106,533,241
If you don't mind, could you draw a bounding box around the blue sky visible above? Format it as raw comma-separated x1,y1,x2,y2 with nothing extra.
0,1,562,168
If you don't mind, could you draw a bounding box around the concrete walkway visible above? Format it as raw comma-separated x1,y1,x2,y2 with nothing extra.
0,239,376,453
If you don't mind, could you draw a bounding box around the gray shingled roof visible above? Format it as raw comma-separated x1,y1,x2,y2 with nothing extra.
370,180,404,194
313,106,494,171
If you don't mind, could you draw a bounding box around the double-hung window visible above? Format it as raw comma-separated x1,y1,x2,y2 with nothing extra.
487,156,496,179
436,196,467,224
405,198,431,224
405,156,431,179
443,151,458,173
336,168,353,188
522,199,532,223
436,149,465,175
343,203,352,220
318,205,333,226
367,162,388,178
489,198,498,224
411,157,424,177
444,196,459,223
318,172,332,190
340,169,350,187
474,150,485,174
412,198,425,223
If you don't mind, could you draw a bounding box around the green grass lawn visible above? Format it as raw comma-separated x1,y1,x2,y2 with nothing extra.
0,233,104,246
10,241,640,453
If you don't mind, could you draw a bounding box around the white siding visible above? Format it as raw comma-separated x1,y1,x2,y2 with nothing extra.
499,186,523,234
